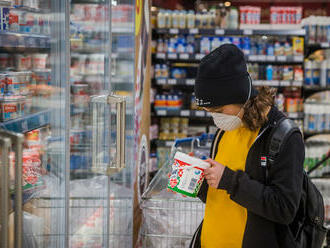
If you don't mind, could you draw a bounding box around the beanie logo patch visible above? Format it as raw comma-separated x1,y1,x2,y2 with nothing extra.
196,98,211,106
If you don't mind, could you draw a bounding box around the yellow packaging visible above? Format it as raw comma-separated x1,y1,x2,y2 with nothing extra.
292,37,304,56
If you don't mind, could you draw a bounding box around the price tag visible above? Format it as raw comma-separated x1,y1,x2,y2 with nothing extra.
321,42,329,48
168,79,176,85
248,55,257,61
267,55,276,61
253,80,262,86
169,28,179,34
39,38,46,48
189,28,198,34
280,80,290,87
195,111,205,117
180,110,190,116
21,120,28,132
156,53,166,59
165,141,175,147
157,79,166,85
195,54,204,60
179,53,189,60
215,29,225,35
157,110,167,116
293,55,303,62
277,56,287,62
292,81,303,87
257,55,266,61
206,112,212,117
243,29,253,35
17,36,25,47
39,114,45,125
186,79,195,85
287,112,298,119
168,53,177,59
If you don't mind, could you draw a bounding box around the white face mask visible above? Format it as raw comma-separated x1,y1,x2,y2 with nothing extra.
211,75,252,131
210,110,243,131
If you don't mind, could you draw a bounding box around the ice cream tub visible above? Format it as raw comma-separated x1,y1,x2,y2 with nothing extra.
168,151,210,197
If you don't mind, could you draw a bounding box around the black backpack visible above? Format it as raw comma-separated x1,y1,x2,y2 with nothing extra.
267,117,328,248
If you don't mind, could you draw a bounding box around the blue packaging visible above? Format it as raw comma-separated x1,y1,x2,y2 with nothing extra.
304,60,312,85
232,37,241,48
242,37,251,56
312,62,320,85
266,65,273,81
0,7,9,31
222,37,232,45
267,44,274,56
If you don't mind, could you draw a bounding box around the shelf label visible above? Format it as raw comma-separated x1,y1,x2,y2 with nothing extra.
39,38,46,48
21,120,28,132
165,141,175,147
195,111,205,117
280,80,290,87
189,28,198,34
179,53,189,60
186,79,195,85
266,55,276,61
257,55,266,61
206,112,212,117
17,36,25,47
156,53,166,59
168,79,176,85
180,110,190,116
287,112,298,119
253,80,263,86
321,42,330,48
293,55,303,62
215,29,225,35
39,114,45,125
243,29,253,35
157,79,166,85
248,55,257,61
277,56,287,62
168,53,177,59
292,81,303,87
157,110,167,116
169,28,179,34
195,54,204,60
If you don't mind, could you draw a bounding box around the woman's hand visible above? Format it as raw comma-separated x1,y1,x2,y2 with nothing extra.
204,159,226,188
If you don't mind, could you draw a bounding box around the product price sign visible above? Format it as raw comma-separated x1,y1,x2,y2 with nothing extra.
180,110,190,117
165,141,174,147
189,28,198,34
168,53,177,59
253,80,263,86
266,55,276,62
156,53,166,59
287,112,298,119
248,55,257,61
157,79,166,85
257,55,266,61
277,56,286,62
179,53,189,60
168,79,176,85
292,81,303,87
169,28,179,34
186,79,195,85
215,29,225,35
280,80,290,87
293,55,303,62
195,111,205,117
157,110,167,116
243,29,253,35
195,54,204,60
321,42,330,48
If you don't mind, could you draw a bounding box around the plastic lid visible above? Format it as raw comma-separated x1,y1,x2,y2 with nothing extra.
174,151,210,169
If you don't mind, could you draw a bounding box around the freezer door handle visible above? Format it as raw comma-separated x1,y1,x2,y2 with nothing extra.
0,130,24,248
91,94,126,175
0,135,11,248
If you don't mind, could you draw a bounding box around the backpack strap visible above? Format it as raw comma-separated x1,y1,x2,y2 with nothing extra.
265,117,301,183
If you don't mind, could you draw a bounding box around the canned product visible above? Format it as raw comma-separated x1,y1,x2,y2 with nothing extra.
0,7,10,31
0,96,21,121
168,151,210,197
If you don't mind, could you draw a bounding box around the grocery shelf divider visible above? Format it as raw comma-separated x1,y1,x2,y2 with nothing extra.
0,31,50,49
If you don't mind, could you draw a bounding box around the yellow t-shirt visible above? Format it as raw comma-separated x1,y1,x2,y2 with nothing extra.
201,126,260,248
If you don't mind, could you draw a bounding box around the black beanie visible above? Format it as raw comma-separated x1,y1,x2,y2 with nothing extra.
194,44,258,107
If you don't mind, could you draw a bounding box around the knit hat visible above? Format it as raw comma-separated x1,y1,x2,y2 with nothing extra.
194,44,258,107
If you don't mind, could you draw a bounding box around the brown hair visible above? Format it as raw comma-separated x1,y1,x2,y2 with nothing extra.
242,86,276,131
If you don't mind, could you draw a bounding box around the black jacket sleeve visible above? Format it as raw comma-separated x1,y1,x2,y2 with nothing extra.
197,179,208,203
218,132,305,225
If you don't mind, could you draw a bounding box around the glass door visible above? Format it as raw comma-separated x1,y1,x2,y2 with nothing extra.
0,0,69,247
69,0,134,247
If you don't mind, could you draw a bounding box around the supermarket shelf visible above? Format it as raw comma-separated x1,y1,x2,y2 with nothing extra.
153,53,304,63
285,112,304,119
307,42,330,49
155,109,212,118
0,31,50,49
304,130,330,137
155,78,303,87
155,140,175,148
303,85,330,90
0,110,50,133
71,0,107,4
154,28,305,36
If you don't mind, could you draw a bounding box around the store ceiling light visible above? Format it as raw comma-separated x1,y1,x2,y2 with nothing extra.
224,1,231,7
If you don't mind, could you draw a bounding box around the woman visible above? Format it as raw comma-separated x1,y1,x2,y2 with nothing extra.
190,44,305,248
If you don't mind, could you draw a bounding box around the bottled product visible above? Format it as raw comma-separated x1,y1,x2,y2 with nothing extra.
266,65,273,80
228,8,238,29
165,10,172,29
200,37,210,54
157,10,166,28
187,10,195,29
179,11,186,29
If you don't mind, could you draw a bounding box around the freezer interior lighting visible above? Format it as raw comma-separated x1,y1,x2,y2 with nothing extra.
224,2,231,7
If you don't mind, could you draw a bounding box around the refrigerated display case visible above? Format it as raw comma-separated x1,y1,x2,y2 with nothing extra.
0,0,136,247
